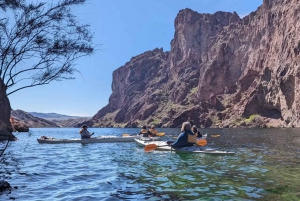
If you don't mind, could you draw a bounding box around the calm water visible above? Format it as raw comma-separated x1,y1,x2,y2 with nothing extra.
1,128,300,201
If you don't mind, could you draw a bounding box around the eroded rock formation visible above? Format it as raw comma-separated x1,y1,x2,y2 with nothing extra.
92,0,300,128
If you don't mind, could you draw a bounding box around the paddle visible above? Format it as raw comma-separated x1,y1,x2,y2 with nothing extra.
211,134,220,138
156,132,165,137
122,134,131,137
144,138,208,152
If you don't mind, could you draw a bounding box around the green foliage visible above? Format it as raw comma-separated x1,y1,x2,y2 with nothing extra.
230,114,261,127
0,0,94,96
232,118,244,126
149,119,160,126
245,114,259,123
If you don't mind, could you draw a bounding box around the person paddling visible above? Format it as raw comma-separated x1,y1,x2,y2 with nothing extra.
148,125,158,137
138,125,152,137
192,125,202,138
79,124,94,139
167,122,197,148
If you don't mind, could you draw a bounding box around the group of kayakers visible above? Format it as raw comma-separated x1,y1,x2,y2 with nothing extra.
138,122,202,148
138,125,159,137
79,122,203,149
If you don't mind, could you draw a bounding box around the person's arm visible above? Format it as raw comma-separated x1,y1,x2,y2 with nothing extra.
197,131,202,138
87,131,95,137
82,130,91,138
170,132,186,148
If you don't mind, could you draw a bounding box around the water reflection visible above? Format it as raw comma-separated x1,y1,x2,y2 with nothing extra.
1,128,300,200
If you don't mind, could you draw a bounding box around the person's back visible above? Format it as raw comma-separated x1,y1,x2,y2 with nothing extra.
149,125,158,137
170,122,196,148
139,126,151,137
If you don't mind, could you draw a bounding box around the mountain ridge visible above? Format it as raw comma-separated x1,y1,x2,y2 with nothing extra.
28,112,90,120
11,110,91,129
11,110,59,129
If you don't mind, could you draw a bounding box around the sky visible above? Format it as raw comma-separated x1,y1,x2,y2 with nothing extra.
8,0,262,117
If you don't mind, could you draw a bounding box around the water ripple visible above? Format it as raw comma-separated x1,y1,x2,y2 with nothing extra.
1,128,300,200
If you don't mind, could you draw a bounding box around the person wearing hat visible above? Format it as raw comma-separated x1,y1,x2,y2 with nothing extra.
79,124,94,139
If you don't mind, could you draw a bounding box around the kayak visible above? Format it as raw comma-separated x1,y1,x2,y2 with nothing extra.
37,135,160,144
134,139,235,156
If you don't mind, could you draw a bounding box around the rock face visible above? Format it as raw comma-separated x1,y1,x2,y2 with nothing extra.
92,0,300,128
11,110,59,129
11,120,29,132
0,80,16,140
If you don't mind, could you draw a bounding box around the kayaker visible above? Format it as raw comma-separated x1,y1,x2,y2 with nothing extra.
138,125,152,137
167,122,196,148
192,125,202,138
149,125,158,137
79,125,94,139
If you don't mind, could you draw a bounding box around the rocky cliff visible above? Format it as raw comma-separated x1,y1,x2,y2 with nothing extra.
92,0,300,128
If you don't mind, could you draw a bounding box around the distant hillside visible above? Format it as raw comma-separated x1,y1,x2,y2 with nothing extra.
52,117,91,128
28,112,87,120
11,110,59,128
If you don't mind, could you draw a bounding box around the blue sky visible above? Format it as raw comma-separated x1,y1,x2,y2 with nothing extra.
9,0,262,117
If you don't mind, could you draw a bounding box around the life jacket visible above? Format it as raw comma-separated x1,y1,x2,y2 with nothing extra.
140,129,148,134
187,131,197,143
149,129,158,134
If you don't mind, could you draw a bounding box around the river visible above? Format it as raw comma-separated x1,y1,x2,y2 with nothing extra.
0,127,300,200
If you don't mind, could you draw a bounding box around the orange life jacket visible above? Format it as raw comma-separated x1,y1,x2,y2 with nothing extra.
149,129,158,134
140,129,149,134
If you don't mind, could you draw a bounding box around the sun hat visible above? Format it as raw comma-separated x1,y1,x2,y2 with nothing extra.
81,124,88,128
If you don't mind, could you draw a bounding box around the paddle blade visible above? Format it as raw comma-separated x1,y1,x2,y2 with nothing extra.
196,139,207,146
144,144,158,152
122,134,130,137
156,132,165,136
